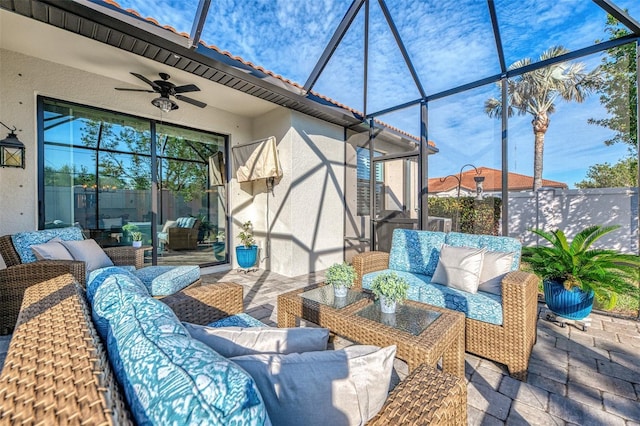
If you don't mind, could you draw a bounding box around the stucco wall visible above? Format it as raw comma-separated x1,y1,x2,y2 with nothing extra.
242,110,346,276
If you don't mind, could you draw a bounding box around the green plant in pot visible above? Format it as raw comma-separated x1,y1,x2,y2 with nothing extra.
122,223,139,244
522,225,640,320
130,231,143,247
370,272,410,314
325,262,356,298
236,221,258,269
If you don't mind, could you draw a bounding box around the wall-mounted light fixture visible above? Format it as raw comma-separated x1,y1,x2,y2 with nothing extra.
0,121,25,168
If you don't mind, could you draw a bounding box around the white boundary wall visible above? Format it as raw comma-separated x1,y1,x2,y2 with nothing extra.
508,187,639,254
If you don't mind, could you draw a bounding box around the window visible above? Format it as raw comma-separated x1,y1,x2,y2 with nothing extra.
40,97,228,266
356,147,383,216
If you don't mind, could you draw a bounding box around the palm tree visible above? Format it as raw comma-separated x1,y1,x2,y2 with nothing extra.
485,46,603,190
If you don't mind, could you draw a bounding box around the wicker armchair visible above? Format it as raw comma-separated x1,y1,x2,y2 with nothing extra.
0,273,467,425
168,218,200,250
0,234,144,335
353,250,539,381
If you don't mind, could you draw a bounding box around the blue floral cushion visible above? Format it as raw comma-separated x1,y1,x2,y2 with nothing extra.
388,229,446,276
207,313,267,328
362,269,503,325
107,295,268,425
133,265,200,297
89,269,150,340
446,232,521,270
11,226,84,264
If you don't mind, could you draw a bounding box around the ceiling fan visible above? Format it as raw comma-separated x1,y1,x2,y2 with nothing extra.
115,72,207,112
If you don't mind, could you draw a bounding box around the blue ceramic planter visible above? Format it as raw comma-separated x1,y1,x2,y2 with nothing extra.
236,245,258,268
543,279,594,320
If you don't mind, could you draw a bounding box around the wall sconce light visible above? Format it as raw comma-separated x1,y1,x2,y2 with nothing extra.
0,121,25,168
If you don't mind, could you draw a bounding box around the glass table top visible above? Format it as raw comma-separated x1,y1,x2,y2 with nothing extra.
356,302,441,336
300,286,369,309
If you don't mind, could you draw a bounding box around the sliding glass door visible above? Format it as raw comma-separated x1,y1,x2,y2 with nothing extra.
39,97,228,267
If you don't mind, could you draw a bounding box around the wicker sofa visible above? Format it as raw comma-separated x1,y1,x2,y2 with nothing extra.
0,228,144,335
0,273,467,425
353,229,539,381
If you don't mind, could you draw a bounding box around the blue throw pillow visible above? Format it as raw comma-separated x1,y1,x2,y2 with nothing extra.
90,269,150,340
107,296,268,425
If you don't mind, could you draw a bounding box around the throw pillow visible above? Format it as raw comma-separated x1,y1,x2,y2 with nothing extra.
478,251,515,295
61,239,114,273
431,244,486,294
30,237,74,261
161,220,178,233
231,345,396,426
184,323,330,358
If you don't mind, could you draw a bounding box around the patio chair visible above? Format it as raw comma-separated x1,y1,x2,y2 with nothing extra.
160,217,200,250
0,229,144,334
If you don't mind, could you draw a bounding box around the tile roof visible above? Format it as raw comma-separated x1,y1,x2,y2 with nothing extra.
428,166,568,193
98,1,434,147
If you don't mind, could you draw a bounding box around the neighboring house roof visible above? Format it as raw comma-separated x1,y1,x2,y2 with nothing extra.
428,167,568,193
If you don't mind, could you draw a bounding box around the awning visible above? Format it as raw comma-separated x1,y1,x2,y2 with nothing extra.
232,136,283,183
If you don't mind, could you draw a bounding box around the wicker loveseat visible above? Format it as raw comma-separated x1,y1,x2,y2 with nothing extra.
0,273,467,425
0,227,144,335
353,229,539,381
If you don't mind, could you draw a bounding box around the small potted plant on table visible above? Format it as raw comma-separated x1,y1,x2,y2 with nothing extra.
236,221,258,269
522,225,640,322
370,272,410,314
131,231,143,248
325,262,357,298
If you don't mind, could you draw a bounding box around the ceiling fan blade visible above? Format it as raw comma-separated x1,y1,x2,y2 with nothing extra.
115,88,156,93
131,72,161,91
174,84,201,94
175,95,207,108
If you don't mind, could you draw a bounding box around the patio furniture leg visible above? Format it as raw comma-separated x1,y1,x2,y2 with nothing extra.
440,320,465,378
277,306,297,328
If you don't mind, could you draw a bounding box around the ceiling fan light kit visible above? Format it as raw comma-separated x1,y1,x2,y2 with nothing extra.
115,72,207,113
152,96,178,112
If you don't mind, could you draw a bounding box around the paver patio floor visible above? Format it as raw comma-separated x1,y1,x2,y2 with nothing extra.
201,267,640,426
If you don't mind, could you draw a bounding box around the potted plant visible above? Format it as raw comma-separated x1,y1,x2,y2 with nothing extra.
325,262,356,297
522,225,640,320
370,272,410,314
236,221,258,269
130,231,143,248
216,230,225,243
122,223,139,244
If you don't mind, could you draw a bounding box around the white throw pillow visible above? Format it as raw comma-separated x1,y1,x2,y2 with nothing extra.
61,239,114,273
478,251,515,295
231,345,396,426
431,245,486,293
161,220,178,233
31,237,74,261
183,323,330,358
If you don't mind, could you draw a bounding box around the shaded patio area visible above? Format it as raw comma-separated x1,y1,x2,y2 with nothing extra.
197,267,640,425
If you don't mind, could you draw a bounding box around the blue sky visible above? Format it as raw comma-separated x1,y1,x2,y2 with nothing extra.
110,0,639,188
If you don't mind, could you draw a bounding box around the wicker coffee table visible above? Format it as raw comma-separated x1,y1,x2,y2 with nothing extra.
277,284,465,377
